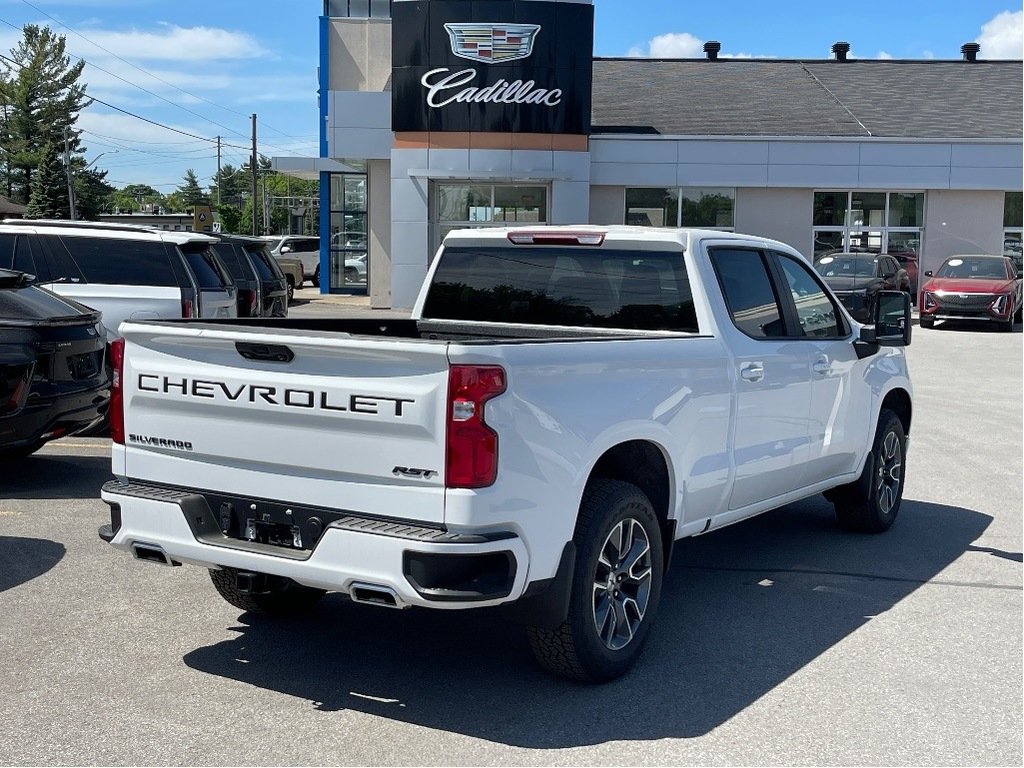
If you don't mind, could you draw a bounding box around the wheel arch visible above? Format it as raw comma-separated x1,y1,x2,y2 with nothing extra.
582,439,676,570
880,387,912,436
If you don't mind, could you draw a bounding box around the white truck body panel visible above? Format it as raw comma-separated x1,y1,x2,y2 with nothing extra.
103,226,912,614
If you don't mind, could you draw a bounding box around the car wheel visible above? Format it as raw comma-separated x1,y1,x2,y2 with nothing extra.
208,567,325,615
285,277,295,303
312,265,320,288
344,266,357,282
527,479,664,682
919,316,934,329
832,409,906,534
1000,307,1015,332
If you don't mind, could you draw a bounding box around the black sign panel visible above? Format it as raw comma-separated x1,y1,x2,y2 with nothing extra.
392,0,593,135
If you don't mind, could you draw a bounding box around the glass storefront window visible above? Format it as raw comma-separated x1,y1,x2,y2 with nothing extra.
813,230,845,260
888,193,924,227
433,184,550,253
328,171,368,292
626,188,678,227
849,192,886,227
625,187,735,229
438,185,493,222
1004,192,1022,227
813,192,846,226
681,188,734,228
326,0,390,18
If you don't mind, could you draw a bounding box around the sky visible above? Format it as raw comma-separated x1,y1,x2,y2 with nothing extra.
0,0,1019,193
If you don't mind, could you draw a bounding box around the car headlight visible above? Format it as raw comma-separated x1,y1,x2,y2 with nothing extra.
924,292,937,309
991,294,1009,313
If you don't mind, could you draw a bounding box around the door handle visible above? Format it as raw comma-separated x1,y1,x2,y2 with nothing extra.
740,363,764,383
812,357,831,376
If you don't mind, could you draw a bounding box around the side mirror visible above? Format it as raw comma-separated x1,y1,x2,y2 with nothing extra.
870,290,912,346
924,270,933,277
280,246,291,254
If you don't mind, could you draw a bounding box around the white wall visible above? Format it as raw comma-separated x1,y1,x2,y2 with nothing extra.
734,188,814,255
589,185,624,225
328,19,392,92
922,190,1006,276
368,160,391,309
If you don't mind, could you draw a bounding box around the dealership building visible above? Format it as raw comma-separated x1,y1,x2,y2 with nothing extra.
273,0,1024,308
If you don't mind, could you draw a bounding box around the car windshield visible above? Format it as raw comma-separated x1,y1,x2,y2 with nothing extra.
814,256,877,277
936,258,1009,279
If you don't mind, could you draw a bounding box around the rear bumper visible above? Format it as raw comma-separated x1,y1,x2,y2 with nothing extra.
0,383,109,450
100,480,530,610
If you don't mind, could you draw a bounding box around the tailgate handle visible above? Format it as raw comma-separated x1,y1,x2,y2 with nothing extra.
235,342,294,363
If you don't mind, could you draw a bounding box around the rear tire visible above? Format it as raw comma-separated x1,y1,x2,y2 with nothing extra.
527,479,664,683
312,265,320,288
285,277,295,303
209,567,325,615
832,409,906,533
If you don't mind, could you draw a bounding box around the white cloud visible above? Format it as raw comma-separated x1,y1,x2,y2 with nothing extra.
877,51,894,60
628,32,703,58
976,9,1023,59
73,23,269,62
626,31,770,59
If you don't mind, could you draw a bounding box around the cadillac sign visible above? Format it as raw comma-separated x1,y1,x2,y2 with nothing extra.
444,23,541,64
391,1,593,135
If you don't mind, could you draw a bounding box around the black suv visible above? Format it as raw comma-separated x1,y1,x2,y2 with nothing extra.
211,235,289,318
0,269,110,458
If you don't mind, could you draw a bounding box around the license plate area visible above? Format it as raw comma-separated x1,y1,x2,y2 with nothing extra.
199,493,350,552
244,516,304,549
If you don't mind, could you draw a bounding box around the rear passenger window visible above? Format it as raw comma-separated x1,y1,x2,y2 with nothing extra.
213,244,248,281
709,248,786,338
59,236,176,286
0,234,15,270
181,247,230,289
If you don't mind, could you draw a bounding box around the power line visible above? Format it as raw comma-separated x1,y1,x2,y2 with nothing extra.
0,50,250,149
16,0,298,142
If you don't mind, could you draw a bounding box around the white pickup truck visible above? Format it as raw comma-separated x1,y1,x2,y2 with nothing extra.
99,226,913,682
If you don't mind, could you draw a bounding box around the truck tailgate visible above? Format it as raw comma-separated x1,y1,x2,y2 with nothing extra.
118,323,449,524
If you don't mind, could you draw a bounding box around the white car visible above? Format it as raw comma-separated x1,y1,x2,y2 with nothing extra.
100,226,913,682
263,235,320,286
0,219,237,340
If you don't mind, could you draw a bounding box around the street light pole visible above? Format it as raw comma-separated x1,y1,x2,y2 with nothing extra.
63,126,76,221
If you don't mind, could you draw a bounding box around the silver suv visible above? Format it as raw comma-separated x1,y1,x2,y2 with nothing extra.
0,220,237,340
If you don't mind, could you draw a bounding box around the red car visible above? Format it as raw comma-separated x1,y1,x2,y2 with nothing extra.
919,255,1022,331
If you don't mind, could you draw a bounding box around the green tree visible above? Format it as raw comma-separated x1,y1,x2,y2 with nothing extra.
177,168,207,209
0,25,90,204
217,204,243,234
74,167,114,220
25,141,68,219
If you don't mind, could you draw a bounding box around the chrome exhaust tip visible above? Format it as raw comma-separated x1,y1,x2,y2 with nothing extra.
349,582,402,609
131,542,180,567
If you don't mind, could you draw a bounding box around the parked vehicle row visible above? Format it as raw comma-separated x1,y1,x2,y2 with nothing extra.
264,234,368,288
814,252,911,322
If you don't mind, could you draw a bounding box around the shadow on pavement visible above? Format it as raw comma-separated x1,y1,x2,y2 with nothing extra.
0,453,110,499
183,496,992,747
0,536,65,593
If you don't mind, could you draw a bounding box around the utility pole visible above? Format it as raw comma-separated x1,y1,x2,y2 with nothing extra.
250,114,258,236
216,136,221,207
63,126,76,221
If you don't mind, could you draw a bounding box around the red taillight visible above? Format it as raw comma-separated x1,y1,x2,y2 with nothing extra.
181,299,194,319
109,338,125,445
1,365,31,415
245,289,259,316
446,365,507,488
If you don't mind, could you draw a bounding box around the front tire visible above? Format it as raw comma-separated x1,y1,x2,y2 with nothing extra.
209,567,325,615
919,316,934,329
832,409,906,533
527,479,664,682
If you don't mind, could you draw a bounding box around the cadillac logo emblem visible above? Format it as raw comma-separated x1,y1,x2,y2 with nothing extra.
444,23,541,64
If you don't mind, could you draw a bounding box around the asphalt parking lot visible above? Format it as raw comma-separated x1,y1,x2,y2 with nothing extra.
1,309,1021,766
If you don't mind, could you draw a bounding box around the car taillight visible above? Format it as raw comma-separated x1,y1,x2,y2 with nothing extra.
507,231,605,246
446,365,507,488
181,299,194,319
1,364,31,416
247,289,259,316
109,338,125,445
